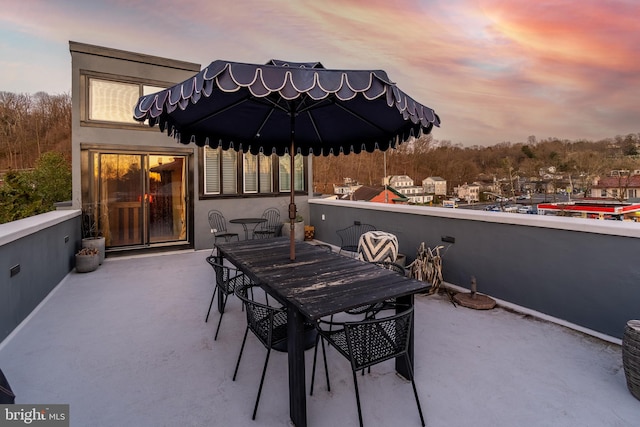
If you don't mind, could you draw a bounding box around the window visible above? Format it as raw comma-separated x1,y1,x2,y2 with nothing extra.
87,77,164,125
243,153,272,193
203,146,237,195
279,154,304,192
203,147,305,197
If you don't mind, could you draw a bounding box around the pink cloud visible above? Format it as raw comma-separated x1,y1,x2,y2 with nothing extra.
1,0,637,145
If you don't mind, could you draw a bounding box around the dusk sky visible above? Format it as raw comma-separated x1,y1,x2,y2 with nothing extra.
2,0,638,147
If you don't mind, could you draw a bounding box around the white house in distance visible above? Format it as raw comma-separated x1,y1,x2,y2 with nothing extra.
423,176,447,196
383,175,432,204
455,182,481,202
333,177,362,198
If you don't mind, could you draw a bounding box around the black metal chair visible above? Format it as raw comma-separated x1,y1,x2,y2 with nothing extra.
205,256,252,340
252,207,281,239
208,209,239,255
376,261,406,276
342,261,406,317
232,284,316,420
336,223,376,256
310,304,425,427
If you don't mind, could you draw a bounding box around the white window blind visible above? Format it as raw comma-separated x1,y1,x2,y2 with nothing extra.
89,79,139,124
259,153,272,193
203,149,302,196
204,147,220,194
279,154,303,192
244,153,273,193
244,154,258,193
222,149,237,194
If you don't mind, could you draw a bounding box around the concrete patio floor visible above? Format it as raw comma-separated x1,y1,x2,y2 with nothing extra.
0,249,638,426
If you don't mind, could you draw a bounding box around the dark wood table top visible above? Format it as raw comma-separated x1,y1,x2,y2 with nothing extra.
216,237,430,321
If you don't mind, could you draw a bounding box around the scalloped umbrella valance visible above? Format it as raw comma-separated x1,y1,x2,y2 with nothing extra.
133,59,441,259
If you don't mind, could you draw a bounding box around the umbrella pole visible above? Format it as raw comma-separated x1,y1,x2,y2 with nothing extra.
289,110,296,261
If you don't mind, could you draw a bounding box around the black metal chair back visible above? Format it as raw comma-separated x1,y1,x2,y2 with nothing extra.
253,207,281,239
375,261,406,276
311,305,425,427
208,210,239,254
336,223,376,256
342,262,405,316
205,256,251,340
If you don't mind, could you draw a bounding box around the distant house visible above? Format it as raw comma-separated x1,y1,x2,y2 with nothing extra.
422,176,447,196
591,174,640,200
386,175,414,188
385,175,428,202
370,186,410,204
346,185,385,201
455,182,480,202
346,185,409,204
334,177,362,197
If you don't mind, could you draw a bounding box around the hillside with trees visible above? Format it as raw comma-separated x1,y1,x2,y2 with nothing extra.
1,90,638,221
0,91,71,171
313,134,640,196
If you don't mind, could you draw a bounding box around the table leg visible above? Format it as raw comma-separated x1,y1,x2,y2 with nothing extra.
396,294,414,380
287,303,307,427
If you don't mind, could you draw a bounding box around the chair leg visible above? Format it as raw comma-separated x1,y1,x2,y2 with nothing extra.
310,333,320,395
404,354,426,427
310,334,331,397
233,327,249,381
252,348,272,420
205,288,217,323
321,337,330,391
351,369,365,427
213,292,229,340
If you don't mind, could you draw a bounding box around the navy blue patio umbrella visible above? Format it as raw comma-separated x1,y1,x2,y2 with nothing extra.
133,59,441,260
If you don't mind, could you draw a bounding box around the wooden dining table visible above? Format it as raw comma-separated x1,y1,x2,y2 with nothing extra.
216,237,430,427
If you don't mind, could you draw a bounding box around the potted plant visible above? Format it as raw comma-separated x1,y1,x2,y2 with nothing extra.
75,247,100,273
281,214,305,242
81,203,105,264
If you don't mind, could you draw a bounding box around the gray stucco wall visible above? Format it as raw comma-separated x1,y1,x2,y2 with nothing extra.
193,195,311,251
0,210,81,342
69,42,314,253
309,199,640,339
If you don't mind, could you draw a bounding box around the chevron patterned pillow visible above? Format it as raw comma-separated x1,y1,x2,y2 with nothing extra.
357,231,398,263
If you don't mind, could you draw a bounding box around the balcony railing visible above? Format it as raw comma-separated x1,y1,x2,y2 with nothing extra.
2,198,638,343
309,198,640,341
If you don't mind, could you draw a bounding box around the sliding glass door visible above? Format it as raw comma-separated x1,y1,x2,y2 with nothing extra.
90,152,188,248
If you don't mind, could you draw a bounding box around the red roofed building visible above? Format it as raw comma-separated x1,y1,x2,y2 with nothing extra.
591,174,640,201
537,199,640,221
